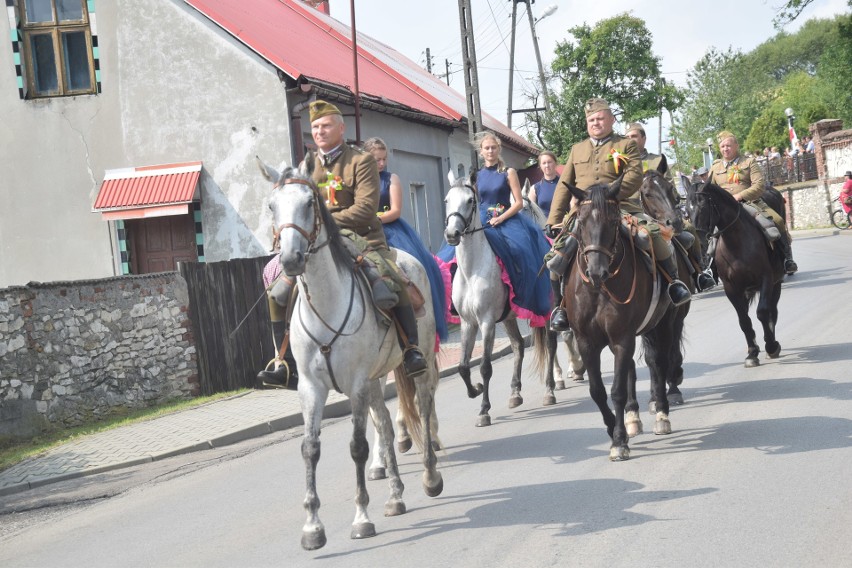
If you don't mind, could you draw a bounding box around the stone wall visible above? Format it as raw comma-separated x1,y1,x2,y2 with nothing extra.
0,273,199,440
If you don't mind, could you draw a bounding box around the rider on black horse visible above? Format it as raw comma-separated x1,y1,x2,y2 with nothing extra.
707,131,798,275
545,98,693,332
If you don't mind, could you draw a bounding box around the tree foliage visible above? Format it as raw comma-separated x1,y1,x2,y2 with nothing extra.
669,13,850,171
530,13,680,160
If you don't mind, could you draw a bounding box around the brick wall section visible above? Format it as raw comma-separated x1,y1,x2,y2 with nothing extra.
0,273,199,440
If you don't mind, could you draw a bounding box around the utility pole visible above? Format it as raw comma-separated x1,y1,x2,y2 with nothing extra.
526,1,550,113
458,0,483,170
507,1,555,129
445,59,451,86
349,0,361,143
425,47,433,74
506,1,519,127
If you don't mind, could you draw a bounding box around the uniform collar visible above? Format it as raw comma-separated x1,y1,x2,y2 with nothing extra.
590,135,612,147
319,145,344,166
724,155,741,168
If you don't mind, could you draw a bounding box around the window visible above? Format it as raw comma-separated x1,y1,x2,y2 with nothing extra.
20,0,95,98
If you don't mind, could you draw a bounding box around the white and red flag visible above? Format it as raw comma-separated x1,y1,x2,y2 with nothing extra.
789,124,799,152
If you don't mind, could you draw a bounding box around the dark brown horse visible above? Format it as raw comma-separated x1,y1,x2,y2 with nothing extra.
639,170,693,412
691,182,785,367
564,178,678,461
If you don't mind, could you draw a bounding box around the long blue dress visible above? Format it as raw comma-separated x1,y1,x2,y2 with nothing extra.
379,170,448,342
439,165,552,321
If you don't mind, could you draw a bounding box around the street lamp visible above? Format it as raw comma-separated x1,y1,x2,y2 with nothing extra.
706,137,714,169
785,107,796,153
506,1,558,127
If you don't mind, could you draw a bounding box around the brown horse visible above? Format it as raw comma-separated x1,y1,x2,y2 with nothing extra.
691,182,784,367
564,178,677,461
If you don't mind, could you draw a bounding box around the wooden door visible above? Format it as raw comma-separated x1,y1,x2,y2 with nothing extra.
127,213,197,274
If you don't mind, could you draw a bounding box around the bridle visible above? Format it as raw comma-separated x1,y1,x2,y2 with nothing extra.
445,183,488,236
693,190,739,240
271,177,331,257
575,197,639,305
269,175,364,394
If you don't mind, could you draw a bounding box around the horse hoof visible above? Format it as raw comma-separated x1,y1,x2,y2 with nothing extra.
654,413,672,435
668,392,684,406
555,379,566,390
648,400,658,414
424,473,444,497
476,414,491,427
625,411,643,438
384,499,406,517
744,357,760,368
351,522,377,540
542,392,556,406
301,528,327,550
572,373,585,382
397,438,413,454
508,392,523,409
767,342,781,358
609,446,630,461
368,467,387,481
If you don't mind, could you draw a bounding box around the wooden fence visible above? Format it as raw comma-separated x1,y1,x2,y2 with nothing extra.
179,256,275,395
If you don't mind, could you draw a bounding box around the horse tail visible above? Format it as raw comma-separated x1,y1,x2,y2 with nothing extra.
393,363,425,452
530,326,549,382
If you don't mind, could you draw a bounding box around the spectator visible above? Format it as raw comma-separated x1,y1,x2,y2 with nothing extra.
842,171,852,217
805,136,815,153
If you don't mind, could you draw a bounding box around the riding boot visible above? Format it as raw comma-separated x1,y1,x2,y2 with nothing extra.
778,232,798,274
658,255,691,307
392,305,428,378
257,320,299,390
549,277,570,332
696,270,716,292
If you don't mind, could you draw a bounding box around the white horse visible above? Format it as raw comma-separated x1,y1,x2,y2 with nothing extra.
258,158,442,551
518,180,585,387
443,171,553,427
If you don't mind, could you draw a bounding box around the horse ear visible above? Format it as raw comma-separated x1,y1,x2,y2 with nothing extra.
469,169,478,185
300,151,316,177
608,174,624,199
447,170,457,185
565,181,586,202
256,156,281,183
522,178,531,197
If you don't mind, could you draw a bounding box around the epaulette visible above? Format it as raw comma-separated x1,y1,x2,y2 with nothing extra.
712,159,722,166
349,144,365,154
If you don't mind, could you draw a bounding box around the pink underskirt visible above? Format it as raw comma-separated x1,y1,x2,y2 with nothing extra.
434,256,547,328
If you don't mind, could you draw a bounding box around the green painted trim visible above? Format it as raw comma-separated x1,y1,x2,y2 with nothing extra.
121,262,130,274
10,28,18,42
197,256,205,263
13,52,20,65
16,76,23,89
193,210,202,222
115,219,125,229
195,233,204,245
88,0,96,13
92,46,99,59
95,69,101,82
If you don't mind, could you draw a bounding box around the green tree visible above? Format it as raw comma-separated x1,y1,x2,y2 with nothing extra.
530,13,680,159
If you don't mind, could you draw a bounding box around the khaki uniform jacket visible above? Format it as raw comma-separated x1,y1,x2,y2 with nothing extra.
311,144,387,251
708,155,764,202
547,134,643,228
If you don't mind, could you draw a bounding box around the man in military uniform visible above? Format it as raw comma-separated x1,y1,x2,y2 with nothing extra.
545,99,691,332
626,122,715,292
307,100,427,377
708,131,798,274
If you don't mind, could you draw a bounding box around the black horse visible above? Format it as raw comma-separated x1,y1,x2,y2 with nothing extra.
691,182,785,367
639,170,693,412
564,177,679,461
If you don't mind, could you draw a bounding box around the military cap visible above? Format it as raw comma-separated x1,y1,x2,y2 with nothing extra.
584,98,611,117
309,100,342,123
626,122,646,136
717,130,736,144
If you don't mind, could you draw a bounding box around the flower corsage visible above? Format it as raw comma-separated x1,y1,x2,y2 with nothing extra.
317,171,343,206
609,148,628,174
486,204,506,220
727,165,741,184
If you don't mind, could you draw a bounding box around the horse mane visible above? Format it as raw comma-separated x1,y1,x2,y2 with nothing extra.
586,182,612,211
284,167,354,272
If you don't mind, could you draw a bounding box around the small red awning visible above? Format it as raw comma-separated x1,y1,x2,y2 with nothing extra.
93,161,202,220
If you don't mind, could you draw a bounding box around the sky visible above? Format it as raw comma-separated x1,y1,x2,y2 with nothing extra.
324,0,849,155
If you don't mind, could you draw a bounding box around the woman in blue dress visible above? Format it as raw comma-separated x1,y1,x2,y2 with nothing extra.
530,150,559,219
440,132,551,325
363,137,449,343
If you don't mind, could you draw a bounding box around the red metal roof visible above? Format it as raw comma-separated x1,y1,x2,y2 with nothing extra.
184,0,536,153
93,162,202,212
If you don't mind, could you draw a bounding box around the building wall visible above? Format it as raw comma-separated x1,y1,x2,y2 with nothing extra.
0,273,198,440
0,1,124,288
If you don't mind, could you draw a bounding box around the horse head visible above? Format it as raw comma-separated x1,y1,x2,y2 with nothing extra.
567,176,623,287
691,181,741,251
444,170,480,246
257,154,348,277
640,170,684,233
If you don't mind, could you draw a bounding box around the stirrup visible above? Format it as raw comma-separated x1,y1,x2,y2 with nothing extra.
667,280,691,307
696,271,716,292
549,307,570,332
402,347,427,377
257,358,294,389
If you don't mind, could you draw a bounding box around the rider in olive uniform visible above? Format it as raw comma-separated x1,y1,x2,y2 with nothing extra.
546,98,691,332
708,131,798,274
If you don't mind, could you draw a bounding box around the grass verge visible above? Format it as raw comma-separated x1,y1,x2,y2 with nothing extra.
0,389,249,473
